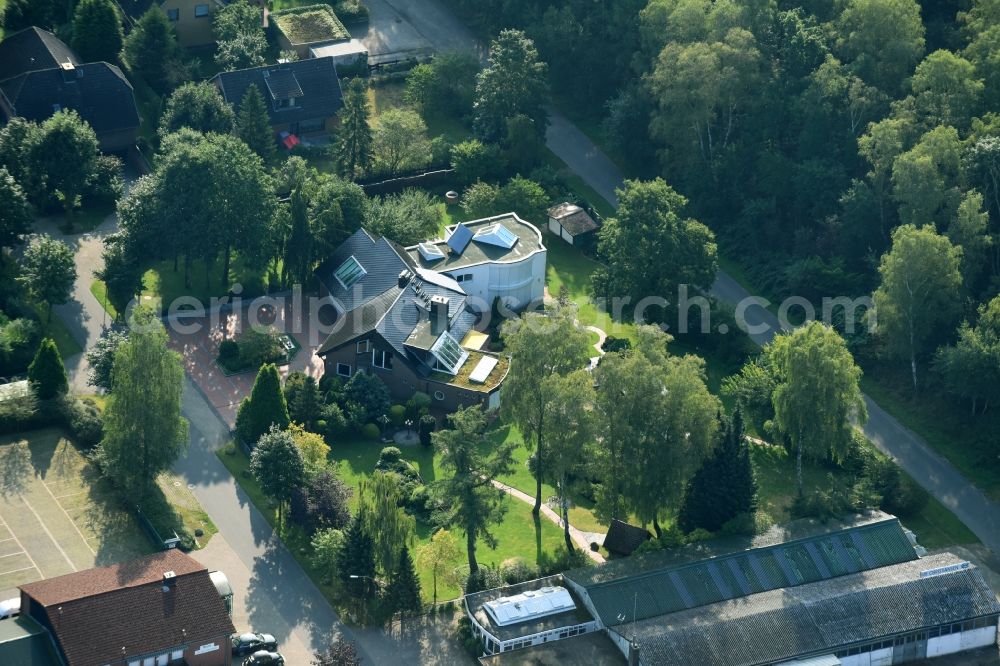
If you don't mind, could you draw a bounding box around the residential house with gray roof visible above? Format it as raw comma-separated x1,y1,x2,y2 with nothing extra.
0,27,140,152
313,213,546,411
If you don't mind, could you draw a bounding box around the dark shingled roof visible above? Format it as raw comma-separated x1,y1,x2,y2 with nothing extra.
20,550,235,666
315,228,415,315
212,57,343,126
566,512,918,628
602,520,651,557
1,62,140,135
548,202,599,236
613,553,1000,666
0,27,78,83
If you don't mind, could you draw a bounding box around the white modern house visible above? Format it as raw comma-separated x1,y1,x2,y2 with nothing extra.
408,213,548,313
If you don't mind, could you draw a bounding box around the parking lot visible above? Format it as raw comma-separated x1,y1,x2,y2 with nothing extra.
0,429,151,599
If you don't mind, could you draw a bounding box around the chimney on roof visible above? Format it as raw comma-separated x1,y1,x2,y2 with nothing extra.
398,270,412,288
59,61,77,83
430,295,449,335
162,570,177,591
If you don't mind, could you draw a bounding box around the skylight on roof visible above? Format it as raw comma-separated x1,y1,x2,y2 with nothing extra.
334,255,366,289
430,331,468,375
474,223,518,249
418,242,445,262
447,223,474,255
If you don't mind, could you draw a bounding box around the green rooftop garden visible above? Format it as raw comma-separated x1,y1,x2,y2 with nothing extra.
271,4,349,45
430,350,510,392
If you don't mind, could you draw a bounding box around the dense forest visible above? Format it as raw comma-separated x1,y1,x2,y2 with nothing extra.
447,0,1000,412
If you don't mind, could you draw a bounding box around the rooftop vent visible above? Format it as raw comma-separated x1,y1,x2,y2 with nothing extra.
398,270,412,288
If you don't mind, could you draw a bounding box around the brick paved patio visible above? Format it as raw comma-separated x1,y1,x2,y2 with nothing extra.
167,297,328,428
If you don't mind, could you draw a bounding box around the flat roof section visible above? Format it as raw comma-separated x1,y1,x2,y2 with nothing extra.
467,576,595,643
406,214,545,271
479,631,627,666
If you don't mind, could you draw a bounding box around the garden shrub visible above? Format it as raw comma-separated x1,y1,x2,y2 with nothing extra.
238,328,284,368
218,339,240,367
378,446,402,464
330,0,368,22
388,404,405,426
407,392,431,418
602,336,631,354
65,398,104,449
0,316,40,375
361,423,380,440
418,414,435,447
499,557,537,584
537,546,591,575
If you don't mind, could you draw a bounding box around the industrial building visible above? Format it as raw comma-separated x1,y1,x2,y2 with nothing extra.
464,512,1000,665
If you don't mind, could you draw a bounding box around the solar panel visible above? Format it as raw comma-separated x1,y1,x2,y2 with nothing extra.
447,223,474,255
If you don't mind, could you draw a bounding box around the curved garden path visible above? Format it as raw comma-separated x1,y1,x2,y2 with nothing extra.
490,480,606,564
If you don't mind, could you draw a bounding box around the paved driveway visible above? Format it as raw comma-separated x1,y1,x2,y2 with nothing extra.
350,0,481,64
166,298,326,427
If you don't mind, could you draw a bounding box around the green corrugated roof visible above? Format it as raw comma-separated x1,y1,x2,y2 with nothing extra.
569,514,917,627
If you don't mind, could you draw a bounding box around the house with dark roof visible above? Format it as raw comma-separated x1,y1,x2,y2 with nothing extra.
18,549,235,666
547,202,600,247
211,57,343,136
314,213,546,411
0,27,78,83
464,511,1000,665
0,27,140,153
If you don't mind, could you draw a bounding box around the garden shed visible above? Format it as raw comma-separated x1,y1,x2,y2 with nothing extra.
547,203,600,247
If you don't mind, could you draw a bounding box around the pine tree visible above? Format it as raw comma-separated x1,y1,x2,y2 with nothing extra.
28,338,68,400
677,409,758,534
336,511,376,598
385,545,422,618
235,84,275,163
235,363,290,446
332,78,372,179
71,0,123,64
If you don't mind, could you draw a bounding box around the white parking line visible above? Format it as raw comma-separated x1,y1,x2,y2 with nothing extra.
0,565,36,577
0,551,26,559
40,479,95,557
0,538,14,543
20,496,76,572
0,509,42,579
53,490,86,500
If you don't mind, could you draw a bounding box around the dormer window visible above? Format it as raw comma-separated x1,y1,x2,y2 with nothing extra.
262,68,304,112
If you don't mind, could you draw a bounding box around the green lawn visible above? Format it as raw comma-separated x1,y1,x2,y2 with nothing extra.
219,435,566,608
751,439,977,550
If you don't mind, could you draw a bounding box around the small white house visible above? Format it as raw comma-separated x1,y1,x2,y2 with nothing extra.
547,202,600,246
